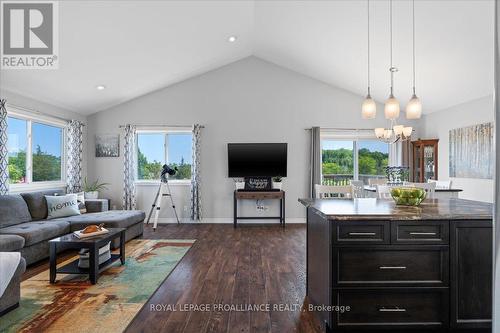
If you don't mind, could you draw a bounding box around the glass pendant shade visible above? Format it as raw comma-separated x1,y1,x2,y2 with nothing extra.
406,94,422,119
403,126,413,137
383,129,393,139
384,95,400,119
393,125,404,135
362,95,377,119
375,128,385,138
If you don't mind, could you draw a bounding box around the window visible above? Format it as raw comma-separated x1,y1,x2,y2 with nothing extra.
358,141,389,184
7,115,65,186
321,136,389,185
32,122,63,182
321,140,354,185
137,131,192,181
7,117,27,184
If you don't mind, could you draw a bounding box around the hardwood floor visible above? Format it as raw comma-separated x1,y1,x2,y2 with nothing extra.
23,224,321,333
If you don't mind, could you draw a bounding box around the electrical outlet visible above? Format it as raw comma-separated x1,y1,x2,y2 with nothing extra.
183,206,188,212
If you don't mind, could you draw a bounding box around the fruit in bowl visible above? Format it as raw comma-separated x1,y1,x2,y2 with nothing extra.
390,187,426,206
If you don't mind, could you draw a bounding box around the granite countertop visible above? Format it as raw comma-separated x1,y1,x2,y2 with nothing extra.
298,198,493,221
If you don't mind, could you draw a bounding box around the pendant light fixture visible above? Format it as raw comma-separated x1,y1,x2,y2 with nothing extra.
384,0,400,120
406,0,422,119
362,0,376,119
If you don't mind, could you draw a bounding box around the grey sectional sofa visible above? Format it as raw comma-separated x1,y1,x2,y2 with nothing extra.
0,189,145,265
0,235,26,316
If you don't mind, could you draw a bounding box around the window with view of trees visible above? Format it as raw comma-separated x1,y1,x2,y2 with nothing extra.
321,139,389,185
7,116,64,184
137,132,192,181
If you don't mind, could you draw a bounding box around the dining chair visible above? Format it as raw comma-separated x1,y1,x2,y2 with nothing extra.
428,179,451,190
404,181,436,199
376,185,393,199
315,184,353,199
368,178,387,186
349,180,365,198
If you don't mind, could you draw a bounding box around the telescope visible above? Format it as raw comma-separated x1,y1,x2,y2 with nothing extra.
160,164,178,183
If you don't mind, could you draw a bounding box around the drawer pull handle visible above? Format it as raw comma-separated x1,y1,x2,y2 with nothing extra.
348,232,376,236
409,232,437,236
379,266,407,270
379,307,407,312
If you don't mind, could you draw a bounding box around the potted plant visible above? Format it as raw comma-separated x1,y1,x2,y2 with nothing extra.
83,178,109,199
272,176,283,190
234,178,245,190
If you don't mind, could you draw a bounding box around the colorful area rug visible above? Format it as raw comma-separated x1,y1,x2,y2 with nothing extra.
0,239,195,333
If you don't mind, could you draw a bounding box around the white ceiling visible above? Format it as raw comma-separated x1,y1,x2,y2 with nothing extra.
0,0,494,115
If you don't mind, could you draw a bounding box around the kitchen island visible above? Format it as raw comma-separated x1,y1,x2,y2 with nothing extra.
299,197,493,332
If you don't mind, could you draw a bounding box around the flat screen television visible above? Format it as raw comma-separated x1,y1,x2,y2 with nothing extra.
228,143,287,178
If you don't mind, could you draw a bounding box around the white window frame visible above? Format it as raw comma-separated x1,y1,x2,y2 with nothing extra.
7,108,67,192
135,127,192,186
320,129,392,182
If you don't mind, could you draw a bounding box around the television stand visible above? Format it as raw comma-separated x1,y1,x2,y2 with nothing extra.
233,190,285,228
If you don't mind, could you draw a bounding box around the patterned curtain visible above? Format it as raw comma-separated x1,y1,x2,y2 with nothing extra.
123,124,137,210
190,124,202,220
0,99,8,195
66,120,84,193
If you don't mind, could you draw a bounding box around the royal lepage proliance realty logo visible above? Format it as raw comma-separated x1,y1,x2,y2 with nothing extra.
1,1,58,69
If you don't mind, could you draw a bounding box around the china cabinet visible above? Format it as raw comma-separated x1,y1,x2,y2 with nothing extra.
412,139,439,182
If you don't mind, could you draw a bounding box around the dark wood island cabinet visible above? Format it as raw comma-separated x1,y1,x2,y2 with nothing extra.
299,197,493,332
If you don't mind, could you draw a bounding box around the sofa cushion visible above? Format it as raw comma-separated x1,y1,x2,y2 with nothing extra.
0,195,32,228
21,189,65,220
0,220,70,246
63,210,146,231
0,234,25,252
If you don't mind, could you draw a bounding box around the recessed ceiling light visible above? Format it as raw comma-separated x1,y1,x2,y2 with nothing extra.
227,36,237,43
96,85,106,90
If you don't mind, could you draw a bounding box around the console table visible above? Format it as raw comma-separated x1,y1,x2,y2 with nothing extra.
233,190,285,228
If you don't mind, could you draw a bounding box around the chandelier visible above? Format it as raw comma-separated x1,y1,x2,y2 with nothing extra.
362,0,422,144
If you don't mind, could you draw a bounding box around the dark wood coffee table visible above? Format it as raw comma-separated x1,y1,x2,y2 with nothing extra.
49,228,125,284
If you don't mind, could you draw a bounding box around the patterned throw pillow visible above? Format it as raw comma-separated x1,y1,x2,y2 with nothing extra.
45,194,81,219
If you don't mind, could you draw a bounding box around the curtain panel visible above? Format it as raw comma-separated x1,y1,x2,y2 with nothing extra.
0,99,8,195
309,127,321,198
123,124,137,210
190,124,202,221
66,120,84,193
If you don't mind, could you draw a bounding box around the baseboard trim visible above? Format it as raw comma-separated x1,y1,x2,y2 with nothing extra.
145,217,306,224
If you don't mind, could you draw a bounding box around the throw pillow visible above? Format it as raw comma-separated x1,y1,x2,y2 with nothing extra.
46,194,81,219
75,192,87,214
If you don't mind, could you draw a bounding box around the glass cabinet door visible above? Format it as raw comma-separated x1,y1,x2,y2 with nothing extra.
414,144,421,182
423,144,435,181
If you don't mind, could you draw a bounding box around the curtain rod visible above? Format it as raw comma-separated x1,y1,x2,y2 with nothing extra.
6,102,84,125
119,124,204,128
305,127,375,131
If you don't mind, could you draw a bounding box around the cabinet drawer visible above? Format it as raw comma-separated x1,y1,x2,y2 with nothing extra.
334,289,448,329
392,221,449,244
335,248,448,286
335,222,389,244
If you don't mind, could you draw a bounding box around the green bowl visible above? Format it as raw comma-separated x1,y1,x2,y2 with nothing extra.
390,187,426,206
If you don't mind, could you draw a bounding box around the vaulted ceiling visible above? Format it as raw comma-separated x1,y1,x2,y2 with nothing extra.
0,0,494,115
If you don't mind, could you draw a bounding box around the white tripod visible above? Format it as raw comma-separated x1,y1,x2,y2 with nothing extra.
146,179,180,231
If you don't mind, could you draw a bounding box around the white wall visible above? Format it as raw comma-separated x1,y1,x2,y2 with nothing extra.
0,89,88,192
87,56,422,221
421,95,494,202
